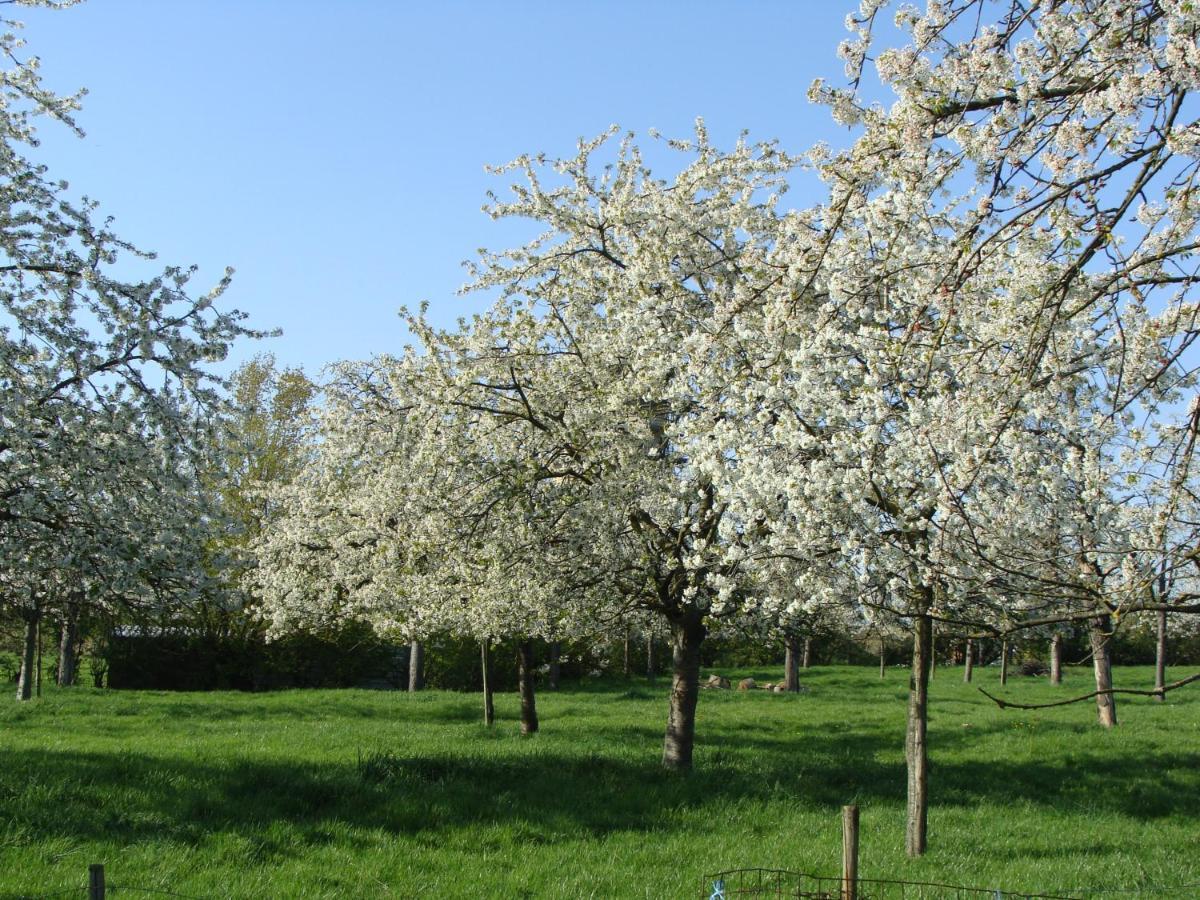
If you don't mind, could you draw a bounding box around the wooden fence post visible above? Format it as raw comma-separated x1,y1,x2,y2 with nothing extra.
841,805,858,900
88,863,105,900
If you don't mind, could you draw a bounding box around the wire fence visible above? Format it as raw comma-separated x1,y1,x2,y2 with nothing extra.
12,861,1199,899
702,868,1081,899
701,868,1200,900
4,878,207,900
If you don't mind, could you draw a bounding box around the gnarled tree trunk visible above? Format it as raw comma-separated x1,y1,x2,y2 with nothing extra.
662,615,706,770
905,607,932,857
1050,633,1062,685
517,639,538,735
480,641,495,727
962,638,973,684
1090,616,1117,728
784,635,800,692
408,640,425,692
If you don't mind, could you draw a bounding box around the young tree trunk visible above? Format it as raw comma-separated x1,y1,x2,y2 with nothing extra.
662,615,707,771
879,639,886,679
480,641,495,727
999,639,1009,686
784,635,800,692
623,630,632,678
802,637,812,669
549,640,561,690
962,638,973,684
906,609,932,857
57,613,79,687
1154,608,1167,702
408,640,425,692
1090,616,1117,728
517,639,538,735
16,610,38,702
645,633,655,680
1050,633,1063,685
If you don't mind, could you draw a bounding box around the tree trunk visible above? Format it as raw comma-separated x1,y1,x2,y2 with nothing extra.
1090,616,1117,728
802,637,812,669
1154,608,1167,702
879,639,886,679
57,612,79,687
480,641,495,727
623,630,632,678
905,609,932,857
1050,633,1062,685
962,638,973,684
35,617,43,698
784,635,800,692
662,616,707,771
999,639,1009,686
928,624,937,679
517,639,538,735
408,640,425,692
16,610,38,702
549,640,561,690
645,634,655,680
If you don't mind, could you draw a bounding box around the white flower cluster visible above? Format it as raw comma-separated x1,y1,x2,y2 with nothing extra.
252,5,1200,770
1,4,264,632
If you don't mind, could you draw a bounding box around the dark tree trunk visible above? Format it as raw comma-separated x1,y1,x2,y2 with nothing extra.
784,635,800,692
16,610,38,702
662,616,707,770
1090,616,1117,728
408,640,425,692
623,630,632,678
645,634,655,680
962,638,973,684
802,637,812,669
549,640,561,690
879,640,886,679
481,641,495,727
517,639,538,735
57,612,79,687
905,608,932,857
1050,633,1063,685
999,639,1009,686
1154,608,1167,702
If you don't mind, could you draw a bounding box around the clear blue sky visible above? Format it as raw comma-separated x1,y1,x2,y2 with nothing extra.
19,1,862,377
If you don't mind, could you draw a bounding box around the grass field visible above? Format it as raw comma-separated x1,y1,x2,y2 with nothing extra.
1,664,1197,898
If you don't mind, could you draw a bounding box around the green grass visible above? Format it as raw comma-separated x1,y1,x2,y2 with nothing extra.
1,665,1197,898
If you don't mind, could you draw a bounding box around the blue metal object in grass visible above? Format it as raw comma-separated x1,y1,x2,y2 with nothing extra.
708,878,725,900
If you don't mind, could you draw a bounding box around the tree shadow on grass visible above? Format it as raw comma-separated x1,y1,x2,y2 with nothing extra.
2,714,1196,868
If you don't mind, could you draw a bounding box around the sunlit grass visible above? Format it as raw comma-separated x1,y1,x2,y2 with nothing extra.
1,664,1196,898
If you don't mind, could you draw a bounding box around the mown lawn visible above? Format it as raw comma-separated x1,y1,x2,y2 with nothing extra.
0,664,1197,898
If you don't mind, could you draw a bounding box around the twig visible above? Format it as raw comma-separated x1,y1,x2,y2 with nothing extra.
978,672,1200,710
